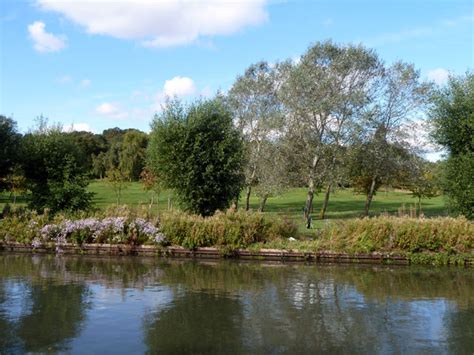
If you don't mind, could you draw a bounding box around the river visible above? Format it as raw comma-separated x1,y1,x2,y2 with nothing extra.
0,254,473,354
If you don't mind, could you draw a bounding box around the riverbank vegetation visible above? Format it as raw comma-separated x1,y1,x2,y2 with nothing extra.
0,206,472,265
1,41,472,265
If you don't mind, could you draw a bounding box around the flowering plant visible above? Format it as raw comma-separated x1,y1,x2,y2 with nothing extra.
34,217,166,248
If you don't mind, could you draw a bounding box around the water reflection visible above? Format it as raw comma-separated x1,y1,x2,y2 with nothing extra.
0,254,473,353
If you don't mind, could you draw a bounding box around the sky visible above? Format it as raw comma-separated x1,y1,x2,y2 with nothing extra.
0,0,473,138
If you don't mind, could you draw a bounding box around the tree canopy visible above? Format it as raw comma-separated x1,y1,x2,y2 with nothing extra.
148,99,245,216
20,125,93,214
0,116,21,192
429,72,474,218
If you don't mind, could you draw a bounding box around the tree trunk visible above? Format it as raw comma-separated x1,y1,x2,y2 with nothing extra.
305,182,314,220
245,185,252,211
319,183,332,219
258,195,268,212
149,193,154,209
305,155,320,219
364,176,377,216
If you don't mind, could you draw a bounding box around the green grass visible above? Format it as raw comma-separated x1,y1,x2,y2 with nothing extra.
1,179,447,233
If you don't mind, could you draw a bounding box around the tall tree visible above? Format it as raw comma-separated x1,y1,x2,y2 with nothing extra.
67,131,107,175
227,61,283,210
280,41,381,219
148,99,244,216
20,123,93,213
0,116,21,192
429,72,474,218
119,130,148,181
407,158,440,214
253,140,288,212
354,62,431,216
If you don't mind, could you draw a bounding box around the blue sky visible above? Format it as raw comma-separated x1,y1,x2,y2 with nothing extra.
0,0,472,135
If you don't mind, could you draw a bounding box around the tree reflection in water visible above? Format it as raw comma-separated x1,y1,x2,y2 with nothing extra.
0,256,89,353
0,255,473,353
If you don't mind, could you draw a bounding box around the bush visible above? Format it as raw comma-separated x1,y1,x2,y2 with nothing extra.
148,99,245,216
20,127,93,214
159,210,298,249
317,216,473,254
0,209,166,247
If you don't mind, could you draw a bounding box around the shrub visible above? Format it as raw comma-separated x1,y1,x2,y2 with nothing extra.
148,99,245,216
159,210,298,249
0,212,166,248
316,216,473,254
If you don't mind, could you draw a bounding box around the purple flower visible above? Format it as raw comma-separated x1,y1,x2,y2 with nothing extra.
31,237,42,249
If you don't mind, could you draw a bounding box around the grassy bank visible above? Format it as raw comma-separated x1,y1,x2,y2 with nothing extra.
1,180,448,233
0,206,472,266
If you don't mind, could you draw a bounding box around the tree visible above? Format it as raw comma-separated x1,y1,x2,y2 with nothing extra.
148,99,245,216
20,123,93,214
0,116,21,192
140,166,161,208
119,130,148,181
429,73,474,218
67,131,107,176
353,62,431,216
106,167,128,205
407,159,440,214
227,61,284,210
92,152,108,179
348,138,413,216
279,41,382,220
253,140,288,212
5,165,27,205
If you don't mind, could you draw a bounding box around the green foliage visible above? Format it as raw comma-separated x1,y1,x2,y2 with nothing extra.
66,131,107,175
0,116,21,191
0,206,165,246
316,216,473,255
430,72,474,156
106,167,129,205
159,210,298,250
120,130,148,181
429,73,474,218
441,153,474,218
20,125,93,214
148,99,245,216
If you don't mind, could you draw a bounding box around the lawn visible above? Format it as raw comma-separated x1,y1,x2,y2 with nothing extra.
1,180,447,232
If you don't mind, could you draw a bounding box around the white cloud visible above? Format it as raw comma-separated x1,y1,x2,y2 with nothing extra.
37,0,269,47
427,68,450,86
163,76,196,97
322,18,333,26
28,21,66,52
200,86,214,98
57,74,72,84
367,26,433,46
79,79,91,88
63,122,94,133
95,102,128,119
365,15,473,47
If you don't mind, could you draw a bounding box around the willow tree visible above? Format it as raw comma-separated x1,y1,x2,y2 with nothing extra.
429,72,474,218
280,41,381,219
356,62,431,216
227,61,284,210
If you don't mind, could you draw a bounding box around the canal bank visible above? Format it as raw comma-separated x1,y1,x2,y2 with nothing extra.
1,241,472,266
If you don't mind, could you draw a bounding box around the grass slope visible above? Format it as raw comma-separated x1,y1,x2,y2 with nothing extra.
1,180,447,232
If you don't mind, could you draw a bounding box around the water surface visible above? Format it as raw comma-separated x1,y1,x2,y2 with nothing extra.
0,254,473,354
